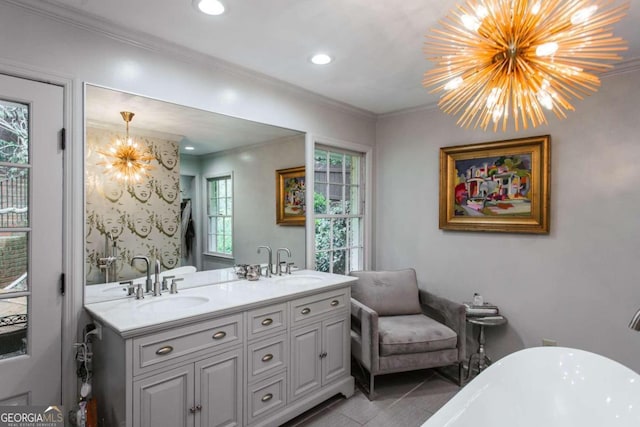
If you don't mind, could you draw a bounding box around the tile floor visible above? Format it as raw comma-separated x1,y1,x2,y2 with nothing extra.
281,369,460,427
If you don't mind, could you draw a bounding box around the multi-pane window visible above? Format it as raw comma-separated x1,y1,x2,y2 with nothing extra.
314,147,364,274
0,99,30,359
206,175,233,257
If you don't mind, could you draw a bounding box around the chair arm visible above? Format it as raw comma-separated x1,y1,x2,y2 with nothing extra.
350,298,379,372
419,289,466,362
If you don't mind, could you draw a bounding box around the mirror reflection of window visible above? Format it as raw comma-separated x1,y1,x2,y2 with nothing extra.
206,174,233,257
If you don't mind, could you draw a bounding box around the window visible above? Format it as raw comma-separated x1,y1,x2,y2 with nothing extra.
314,147,364,274
206,174,233,257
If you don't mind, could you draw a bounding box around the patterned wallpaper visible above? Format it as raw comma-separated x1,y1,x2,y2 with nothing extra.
85,127,181,285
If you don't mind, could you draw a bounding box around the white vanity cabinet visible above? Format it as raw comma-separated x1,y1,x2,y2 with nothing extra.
289,289,350,402
133,347,242,427
87,274,355,427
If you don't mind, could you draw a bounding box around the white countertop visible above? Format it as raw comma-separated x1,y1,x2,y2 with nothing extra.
84,269,356,337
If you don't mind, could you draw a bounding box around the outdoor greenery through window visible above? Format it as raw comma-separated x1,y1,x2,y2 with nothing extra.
206,175,233,256
314,147,364,274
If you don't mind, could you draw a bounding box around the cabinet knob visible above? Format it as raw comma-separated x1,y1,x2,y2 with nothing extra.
195,404,202,411
261,318,273,326
261,393,273,402
301,307,311,315
155,345,174,356
212,331,227,340
189,406,197,413
330,299,340,307
261,353,274,362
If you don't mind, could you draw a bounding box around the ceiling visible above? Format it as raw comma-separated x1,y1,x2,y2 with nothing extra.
86,85,303,155
39,0,640,115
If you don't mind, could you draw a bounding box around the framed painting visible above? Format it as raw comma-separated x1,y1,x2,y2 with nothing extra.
439,135,550,234
276,166,306,226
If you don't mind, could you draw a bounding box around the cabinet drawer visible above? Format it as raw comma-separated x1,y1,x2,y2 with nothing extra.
247,303,287,340
247,372,286,424
247,334,287,383
133,314,243,376
290,289,348,325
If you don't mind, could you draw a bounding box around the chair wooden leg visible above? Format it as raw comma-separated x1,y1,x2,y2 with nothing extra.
368,373,376,400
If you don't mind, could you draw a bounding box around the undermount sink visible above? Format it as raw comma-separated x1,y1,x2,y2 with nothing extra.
273,275,324,285
136,295,209,314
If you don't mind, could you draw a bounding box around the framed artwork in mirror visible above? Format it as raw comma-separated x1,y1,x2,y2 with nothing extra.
276,166,306,226
439,135,550,234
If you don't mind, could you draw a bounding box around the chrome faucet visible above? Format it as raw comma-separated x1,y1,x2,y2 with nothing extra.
257,245,273,277
131,256,152,293
98,232,118,283
276,248,291,276
153,259,162,296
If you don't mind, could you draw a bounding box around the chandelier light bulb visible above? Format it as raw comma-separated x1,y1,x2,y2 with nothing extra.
423,0,628,132
536,42,559,57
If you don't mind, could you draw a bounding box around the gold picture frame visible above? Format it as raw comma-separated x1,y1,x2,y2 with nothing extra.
276,166,306,226
439,135,550,234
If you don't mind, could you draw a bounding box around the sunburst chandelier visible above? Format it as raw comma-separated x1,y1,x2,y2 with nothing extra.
423,0,628,132
97,111,154,182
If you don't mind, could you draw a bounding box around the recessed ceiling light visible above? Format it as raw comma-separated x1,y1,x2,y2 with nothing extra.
184,146,195,151
194,0,225,15
310,53,332,65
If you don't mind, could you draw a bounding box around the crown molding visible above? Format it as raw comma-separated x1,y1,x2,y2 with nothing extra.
4,0,376,120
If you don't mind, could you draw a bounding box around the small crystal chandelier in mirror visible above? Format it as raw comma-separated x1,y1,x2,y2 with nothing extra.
423,0,628,132
97,111,154,182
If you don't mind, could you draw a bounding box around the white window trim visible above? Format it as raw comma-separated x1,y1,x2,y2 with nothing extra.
203,171,234,259
305,134,373,272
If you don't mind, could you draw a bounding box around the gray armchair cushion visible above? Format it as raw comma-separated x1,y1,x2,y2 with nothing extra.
378,314,457,357
350,269,422,316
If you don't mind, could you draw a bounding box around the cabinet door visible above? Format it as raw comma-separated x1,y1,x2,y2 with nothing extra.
195,348,243,427
322,317,349,385
289,323,322,401
133,365,194,427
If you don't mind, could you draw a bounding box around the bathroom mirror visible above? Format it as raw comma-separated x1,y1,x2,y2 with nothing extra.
84,84,306,300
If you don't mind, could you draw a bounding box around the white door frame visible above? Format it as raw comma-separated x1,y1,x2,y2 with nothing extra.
0,59,78,410
304,133,373,272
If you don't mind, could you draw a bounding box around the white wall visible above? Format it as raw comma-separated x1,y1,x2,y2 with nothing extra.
375,69,640,372
200,136,306,270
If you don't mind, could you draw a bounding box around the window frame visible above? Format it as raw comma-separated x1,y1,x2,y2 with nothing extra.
306,135,372,275
204,172,234,259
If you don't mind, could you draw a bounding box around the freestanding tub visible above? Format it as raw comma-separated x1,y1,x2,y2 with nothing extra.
422,346,640,427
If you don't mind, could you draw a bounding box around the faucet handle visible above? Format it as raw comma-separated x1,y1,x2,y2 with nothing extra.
162,275,175,291
286,262,295,275
119,280,134,296
170,278,184,294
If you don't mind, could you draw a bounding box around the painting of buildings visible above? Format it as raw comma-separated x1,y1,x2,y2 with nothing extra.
454,155,531,216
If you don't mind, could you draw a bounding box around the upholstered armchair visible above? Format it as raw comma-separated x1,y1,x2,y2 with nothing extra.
350,269,466,399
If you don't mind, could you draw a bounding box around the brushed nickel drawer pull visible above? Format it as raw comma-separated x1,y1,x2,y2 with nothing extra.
330,299,340,307
301,307,311,315
212,331,227,340
261,318,273,326
155,345,174,356
261,393,273,402
261,353,274,362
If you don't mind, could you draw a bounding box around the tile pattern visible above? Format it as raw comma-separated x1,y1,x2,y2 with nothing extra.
282,369,459,427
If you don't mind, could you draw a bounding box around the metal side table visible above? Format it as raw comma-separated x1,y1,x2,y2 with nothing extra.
465,315,507,381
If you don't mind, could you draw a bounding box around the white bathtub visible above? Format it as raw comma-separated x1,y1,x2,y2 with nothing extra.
422,346,640,427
